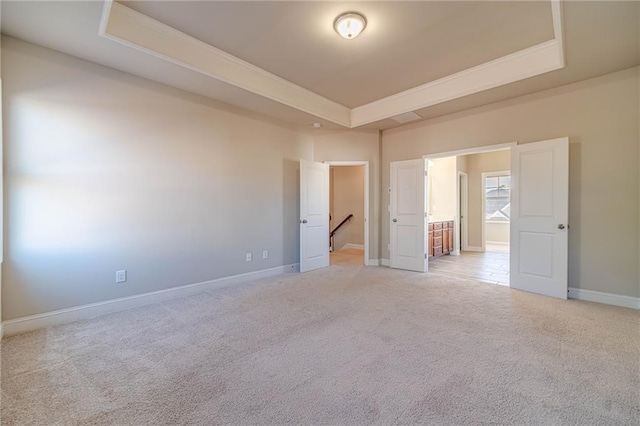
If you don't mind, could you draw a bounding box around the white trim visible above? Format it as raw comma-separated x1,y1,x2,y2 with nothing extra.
101,2,351,127
351,39,564,126
481,170,511,252
99,3,565,128
366,259,380,266
1,264,299,337
457,171,469,253
551,0,565,66
341,243,365,250
423,142,516,160
486,241,509,246
464,246,484,252
568,288,640,310
325,161,370,267
381,258,390,267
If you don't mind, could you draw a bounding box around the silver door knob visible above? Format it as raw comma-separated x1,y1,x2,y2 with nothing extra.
557,224,565,229
300,219,308,224
392,218,398,223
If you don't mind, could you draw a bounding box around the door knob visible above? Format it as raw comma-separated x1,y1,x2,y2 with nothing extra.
301,219,308,224
392,218,398,223
557,224,565,229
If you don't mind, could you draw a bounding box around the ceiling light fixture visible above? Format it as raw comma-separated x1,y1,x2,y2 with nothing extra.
333,12,367,40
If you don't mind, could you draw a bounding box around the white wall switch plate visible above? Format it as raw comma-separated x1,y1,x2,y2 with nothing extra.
245,252,252,262
262,250,268,259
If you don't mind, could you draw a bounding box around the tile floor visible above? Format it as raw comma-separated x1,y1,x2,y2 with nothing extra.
428,250,510,286
329,247,510,287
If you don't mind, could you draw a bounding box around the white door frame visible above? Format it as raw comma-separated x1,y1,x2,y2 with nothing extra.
481,170,510,252
324,161,370,266
457,171,468,253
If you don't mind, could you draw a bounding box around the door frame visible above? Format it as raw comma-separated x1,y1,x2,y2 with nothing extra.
324,161,370,266
481,170,511,252
457,171,468,254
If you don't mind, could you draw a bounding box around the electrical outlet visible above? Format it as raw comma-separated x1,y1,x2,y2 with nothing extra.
245,252,252,262
262,250,269,259
115,270,127,283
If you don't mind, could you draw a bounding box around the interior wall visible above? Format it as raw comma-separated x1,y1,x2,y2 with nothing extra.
313,130,380,261
382,67,640,298
330,166,364,250
463,150,511,248
427,156,456,221
2,37,314,320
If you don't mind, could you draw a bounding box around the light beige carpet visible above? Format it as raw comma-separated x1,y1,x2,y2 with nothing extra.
1,258,639,425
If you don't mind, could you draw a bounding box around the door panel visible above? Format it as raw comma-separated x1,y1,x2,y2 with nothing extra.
510,138,569,299
300,160,329,273
390,159,427,272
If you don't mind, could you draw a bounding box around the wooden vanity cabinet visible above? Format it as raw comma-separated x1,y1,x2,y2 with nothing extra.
427,220,454,258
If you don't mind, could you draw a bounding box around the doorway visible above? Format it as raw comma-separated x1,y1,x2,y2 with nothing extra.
389,137,569,299
425,145,512,286
482,171,511,254
325,161,370,266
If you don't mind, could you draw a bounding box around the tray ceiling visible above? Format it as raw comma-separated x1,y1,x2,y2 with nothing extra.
1,1,638,130
121,1,554,108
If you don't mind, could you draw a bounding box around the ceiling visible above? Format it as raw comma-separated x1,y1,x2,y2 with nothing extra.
1,1,639,130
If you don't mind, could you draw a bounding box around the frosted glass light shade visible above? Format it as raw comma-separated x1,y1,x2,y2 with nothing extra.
333,12,367,39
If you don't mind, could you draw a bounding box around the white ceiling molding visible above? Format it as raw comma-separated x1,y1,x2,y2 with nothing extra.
99,1,352,127
551,0,566,66
350,39,564,127
99,0,565,129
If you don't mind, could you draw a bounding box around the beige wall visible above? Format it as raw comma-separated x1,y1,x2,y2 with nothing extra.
383,67,640,298
486,223,510,245
463,150,511,248
428,156,457,221
2,37,314,320
313,130,380,261
330,166,364,250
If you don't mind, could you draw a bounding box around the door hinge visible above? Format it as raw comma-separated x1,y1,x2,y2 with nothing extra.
425,253,427,259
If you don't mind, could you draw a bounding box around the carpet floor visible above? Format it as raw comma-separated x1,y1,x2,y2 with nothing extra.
1,256,639,425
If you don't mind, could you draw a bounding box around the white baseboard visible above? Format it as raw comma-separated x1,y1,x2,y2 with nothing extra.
366,259,380,266
464,246,483,252
486,241,509,246
381,258,390,267
341,243,365,250
2,263,300,337
568,287,639,310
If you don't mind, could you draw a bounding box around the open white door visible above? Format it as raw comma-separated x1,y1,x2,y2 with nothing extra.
390,159,427,272
510,137,569,299
300,160,330,273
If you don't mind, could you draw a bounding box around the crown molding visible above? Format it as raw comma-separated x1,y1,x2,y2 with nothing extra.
351,39,563,127
99,0,565,129
100,1,352,127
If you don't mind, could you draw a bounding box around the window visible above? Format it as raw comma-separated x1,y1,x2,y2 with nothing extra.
485,175,510,222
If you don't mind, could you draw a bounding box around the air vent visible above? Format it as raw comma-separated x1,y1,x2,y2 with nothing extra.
390,111,422,123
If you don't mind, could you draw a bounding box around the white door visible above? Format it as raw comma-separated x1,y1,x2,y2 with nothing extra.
390,159,427,272
510,137,569,299
300,160,330,273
